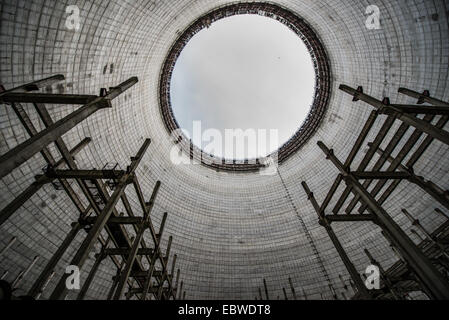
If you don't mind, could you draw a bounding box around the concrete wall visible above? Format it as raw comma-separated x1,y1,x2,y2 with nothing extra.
0,0,448,299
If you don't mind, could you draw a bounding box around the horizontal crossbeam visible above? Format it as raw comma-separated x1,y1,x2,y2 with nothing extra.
0,93,98,105
352,171,411,180
40,169,130,180
379,104,449,116
398,88,449,107
81,216,144,226
0,75,65,95
103,248,154,256
340,85,449,146
128,286,171,295
130,270,170,279
326,214,376,223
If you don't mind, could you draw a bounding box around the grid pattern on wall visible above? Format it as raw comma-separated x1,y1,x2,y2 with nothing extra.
0,0,448,299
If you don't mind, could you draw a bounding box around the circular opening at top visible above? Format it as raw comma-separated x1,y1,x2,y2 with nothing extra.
170,14,316,160
160,3,331,172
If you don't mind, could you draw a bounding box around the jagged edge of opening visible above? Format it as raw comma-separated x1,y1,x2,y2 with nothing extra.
159,2,331,172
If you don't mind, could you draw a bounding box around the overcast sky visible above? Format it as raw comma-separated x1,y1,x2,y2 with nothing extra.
171,14,315,159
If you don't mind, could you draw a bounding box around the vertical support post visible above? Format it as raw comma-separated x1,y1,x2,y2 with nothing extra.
288,277,297,300
77,241,109,300
0,237,16,257
372,146,449,211
408,176,449,211
263,278,269,300
141,212,168,300
36,271,55,300
166,254,177,299
329,283,338,300
5,96,98,223
174,269,180,300
411,229,425,242
1,182,49,226
178,281,183,300
49,139,151,300
302,181,372,299
401,209,449,259
12,256,39,289
282,288,288,300
338,275,348,291
126,278,136,300
381,231,432,299
133,179,174,297
107,274,120,301
364,248,402,300
318,141,449,299
113,181,161,300
157,236,173,300
302,289,308,300
28,99,104,221
0,140,91,226
170,255,177,284
107,260,125,301
29,222,83,298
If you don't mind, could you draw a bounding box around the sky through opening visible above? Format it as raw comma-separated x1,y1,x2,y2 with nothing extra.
171,14,316,160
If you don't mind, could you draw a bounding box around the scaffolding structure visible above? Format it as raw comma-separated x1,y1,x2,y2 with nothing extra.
302,84,449,300
2,76,449,301
255,277,303,301
0,75,184,300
